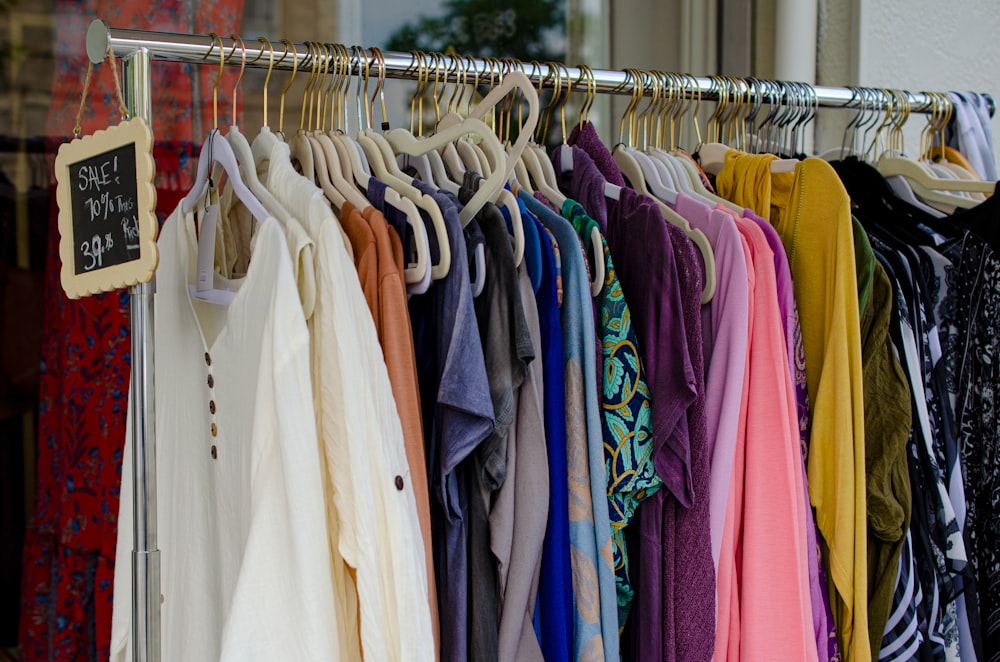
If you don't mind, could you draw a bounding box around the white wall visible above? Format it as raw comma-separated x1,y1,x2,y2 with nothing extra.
817,0,1000,167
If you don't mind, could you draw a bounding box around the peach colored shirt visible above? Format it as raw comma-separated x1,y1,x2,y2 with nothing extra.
342,202,439,654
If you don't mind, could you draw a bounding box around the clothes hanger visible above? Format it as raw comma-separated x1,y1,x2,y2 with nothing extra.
615,69,716,303
286,41,319,183
698,76,797,175
520,62,567,207
336,46,433,286
819,86,865,162
613,69,677,204
416,54,461,192
434,53,472,181
182,33,267,222
181,34,269,305
479,57,525,268
251,38,296,175
644,72,694,195
303,42,350,215
554,62,605,297
550,64,622,209
388,50,438,187
223,35,294,225
431,68,539,225
356,47,451,280
447,55,489,175
630,69,686,199
313,43,372,211
459,57,500,177
876,89,994,208
660,72,727,204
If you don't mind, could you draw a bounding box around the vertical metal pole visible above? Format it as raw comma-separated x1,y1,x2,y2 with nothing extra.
121,46,160,662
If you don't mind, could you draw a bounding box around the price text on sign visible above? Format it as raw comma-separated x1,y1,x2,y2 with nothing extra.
55,118,158,299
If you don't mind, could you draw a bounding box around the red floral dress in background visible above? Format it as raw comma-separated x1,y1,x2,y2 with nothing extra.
19,1,243,659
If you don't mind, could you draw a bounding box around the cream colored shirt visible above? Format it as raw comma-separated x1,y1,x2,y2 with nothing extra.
264,143,436,662
110,206,342,661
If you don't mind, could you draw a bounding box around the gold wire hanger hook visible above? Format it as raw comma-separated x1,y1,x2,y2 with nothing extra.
312,43,331,131
575,64,596,131
539,62,562,144
431,52,445,126
629,69,646,147
686,73,703,150
299,42,320,132
229,35,247,128
369,47,389,130
556,62,572,145
331,43,349,131
318,43,335,131
617,69,633,146
277,39,299,136
256,37,276,128
354,45,371,132
201,33,226,130
447,53,465,114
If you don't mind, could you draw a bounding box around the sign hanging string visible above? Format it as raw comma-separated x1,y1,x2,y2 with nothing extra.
73,45,130,138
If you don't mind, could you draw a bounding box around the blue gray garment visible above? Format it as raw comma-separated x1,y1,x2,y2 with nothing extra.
520,189,620,662
510,191,543,293
367,177,414,255
408,180,495,662
527,204,574,662
460,171,534,662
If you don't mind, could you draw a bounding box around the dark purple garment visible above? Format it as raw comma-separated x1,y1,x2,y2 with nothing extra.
565,125,715,658
563,134,697,508
656,220,714,662
552,144,611,232
568,122,628,189
606,192,714,661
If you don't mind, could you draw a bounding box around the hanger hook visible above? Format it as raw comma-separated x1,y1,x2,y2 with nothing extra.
355,45,371,132
370,47,388,130
446,53,464,114
257,37,276,128
300,42,318,132
539,62,561,145
278,39,299,136
201,33,225,131
432,52,445,126
229,35,247,129
617,69,636,146
318,43,334,131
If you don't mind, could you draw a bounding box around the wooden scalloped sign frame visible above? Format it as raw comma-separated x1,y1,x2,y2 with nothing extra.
55,118,158,299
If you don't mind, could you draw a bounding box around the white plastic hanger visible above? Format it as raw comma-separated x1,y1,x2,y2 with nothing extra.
182,37,268,223
537,63,606,296
356,47,452,279
616,69,715,303
223,36,293,225
877,154,992,209
181,35,269,306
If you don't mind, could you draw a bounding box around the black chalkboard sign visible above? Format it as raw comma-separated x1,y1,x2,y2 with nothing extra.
55,119,158,299
68,142,141,274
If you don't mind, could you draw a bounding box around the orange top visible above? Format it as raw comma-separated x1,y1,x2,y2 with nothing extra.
341,201,440,654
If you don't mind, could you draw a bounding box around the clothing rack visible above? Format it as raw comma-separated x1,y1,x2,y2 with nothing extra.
88,22,995,117
82,18,995,662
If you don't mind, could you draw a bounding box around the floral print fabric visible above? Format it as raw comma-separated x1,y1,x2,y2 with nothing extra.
563,199,659,626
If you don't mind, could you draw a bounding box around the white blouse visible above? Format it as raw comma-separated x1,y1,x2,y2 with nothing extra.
111,203,343,661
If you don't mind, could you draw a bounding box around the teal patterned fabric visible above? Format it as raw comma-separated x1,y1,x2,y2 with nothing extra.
563,199,661,625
